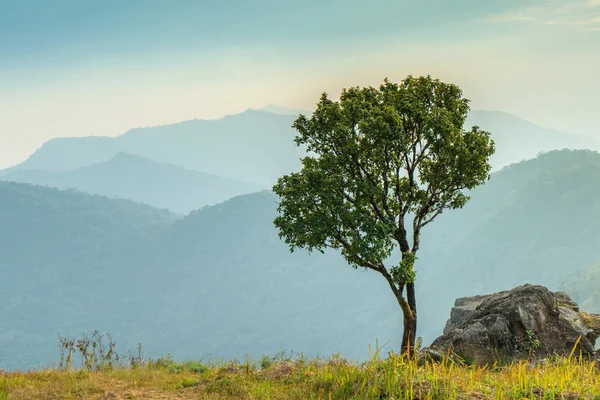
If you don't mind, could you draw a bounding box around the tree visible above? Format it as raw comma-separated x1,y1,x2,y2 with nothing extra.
272,75,495,354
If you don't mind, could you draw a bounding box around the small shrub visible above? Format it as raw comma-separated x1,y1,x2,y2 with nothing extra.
182,361,208,374
259,354,273,369
176,377,201,389
148,354,176,370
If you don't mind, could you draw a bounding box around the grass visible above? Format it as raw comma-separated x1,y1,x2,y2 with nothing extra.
1,351,600,399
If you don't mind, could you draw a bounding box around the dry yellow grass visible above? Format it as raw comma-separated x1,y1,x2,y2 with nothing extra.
2,353,600,399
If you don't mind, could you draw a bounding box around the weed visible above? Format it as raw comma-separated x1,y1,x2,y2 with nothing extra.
0,377,7,400
524,330,541,358
58,331,146,371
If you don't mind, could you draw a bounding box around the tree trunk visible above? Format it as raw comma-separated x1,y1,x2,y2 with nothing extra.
400,282,417,356
378,260,418,357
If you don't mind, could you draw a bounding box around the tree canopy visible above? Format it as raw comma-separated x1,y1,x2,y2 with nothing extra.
273,75,495,351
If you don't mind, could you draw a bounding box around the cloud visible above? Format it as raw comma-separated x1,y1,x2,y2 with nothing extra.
484,15,535,23
483,0,600,32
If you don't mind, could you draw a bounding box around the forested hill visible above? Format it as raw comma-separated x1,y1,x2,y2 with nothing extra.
0,180,177,258
416,149,600,335
2,149,600,371
419,148,600,291
0,180,178,299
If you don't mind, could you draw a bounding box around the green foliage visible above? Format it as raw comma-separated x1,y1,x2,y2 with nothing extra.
390,252,418,285
175,377,202,389
181,361,209,374
523,330,540,357
144,354,209,375
259,350,300,370
274,75,495,274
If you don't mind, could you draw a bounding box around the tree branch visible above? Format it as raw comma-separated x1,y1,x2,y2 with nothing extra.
420,208,444,228
378,262,413,317
330,228,381,272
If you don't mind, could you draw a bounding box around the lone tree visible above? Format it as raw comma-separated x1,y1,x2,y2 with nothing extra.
273,75,495,354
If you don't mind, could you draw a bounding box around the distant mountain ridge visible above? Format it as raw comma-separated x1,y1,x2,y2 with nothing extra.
257,104,309,116
2,152,263,214
1,110,304,187
3,109,599,188
466,110,600,169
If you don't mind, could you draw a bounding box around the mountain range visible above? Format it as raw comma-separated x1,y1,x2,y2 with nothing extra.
2,109,599,192
1,110,304,187
2,149,600,371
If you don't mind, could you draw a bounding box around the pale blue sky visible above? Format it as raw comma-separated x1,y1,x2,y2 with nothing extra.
1,0,599,168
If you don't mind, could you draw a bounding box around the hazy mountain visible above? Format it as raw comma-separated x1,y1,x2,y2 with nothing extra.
1,110,304,187
2,149,600,371
0,180,177,283
3,109,599,188
415,149,600,339
2,152,263,214
466,110,600,170
561,260,600,313
0,181,180,370
257,104,309,116
0,184,397,371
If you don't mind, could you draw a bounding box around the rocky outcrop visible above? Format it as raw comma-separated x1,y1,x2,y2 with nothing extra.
423,284,600,365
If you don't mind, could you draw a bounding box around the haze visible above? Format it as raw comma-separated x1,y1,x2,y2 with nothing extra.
1,0,600,169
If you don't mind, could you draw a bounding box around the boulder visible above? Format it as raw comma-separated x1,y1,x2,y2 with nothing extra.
424,284,600,365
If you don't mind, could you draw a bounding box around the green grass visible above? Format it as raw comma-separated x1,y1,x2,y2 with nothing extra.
1,352,600,399
0,377,8,400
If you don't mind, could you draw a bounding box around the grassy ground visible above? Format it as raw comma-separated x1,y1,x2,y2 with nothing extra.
2,352,600,399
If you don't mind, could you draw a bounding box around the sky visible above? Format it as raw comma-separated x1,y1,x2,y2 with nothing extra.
1,0,599,169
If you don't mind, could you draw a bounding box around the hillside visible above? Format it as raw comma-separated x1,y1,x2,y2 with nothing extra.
561,260,600,313
2,150,600,371
2,153,262,214
0,180,177,256
420,149,600,290
1,110,303,187
0,185,395,371
416,149,600,339
0,181,179,369
151,149,600,358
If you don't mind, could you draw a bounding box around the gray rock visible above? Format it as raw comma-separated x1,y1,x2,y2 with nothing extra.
416,347,444,366
429,284,600,365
